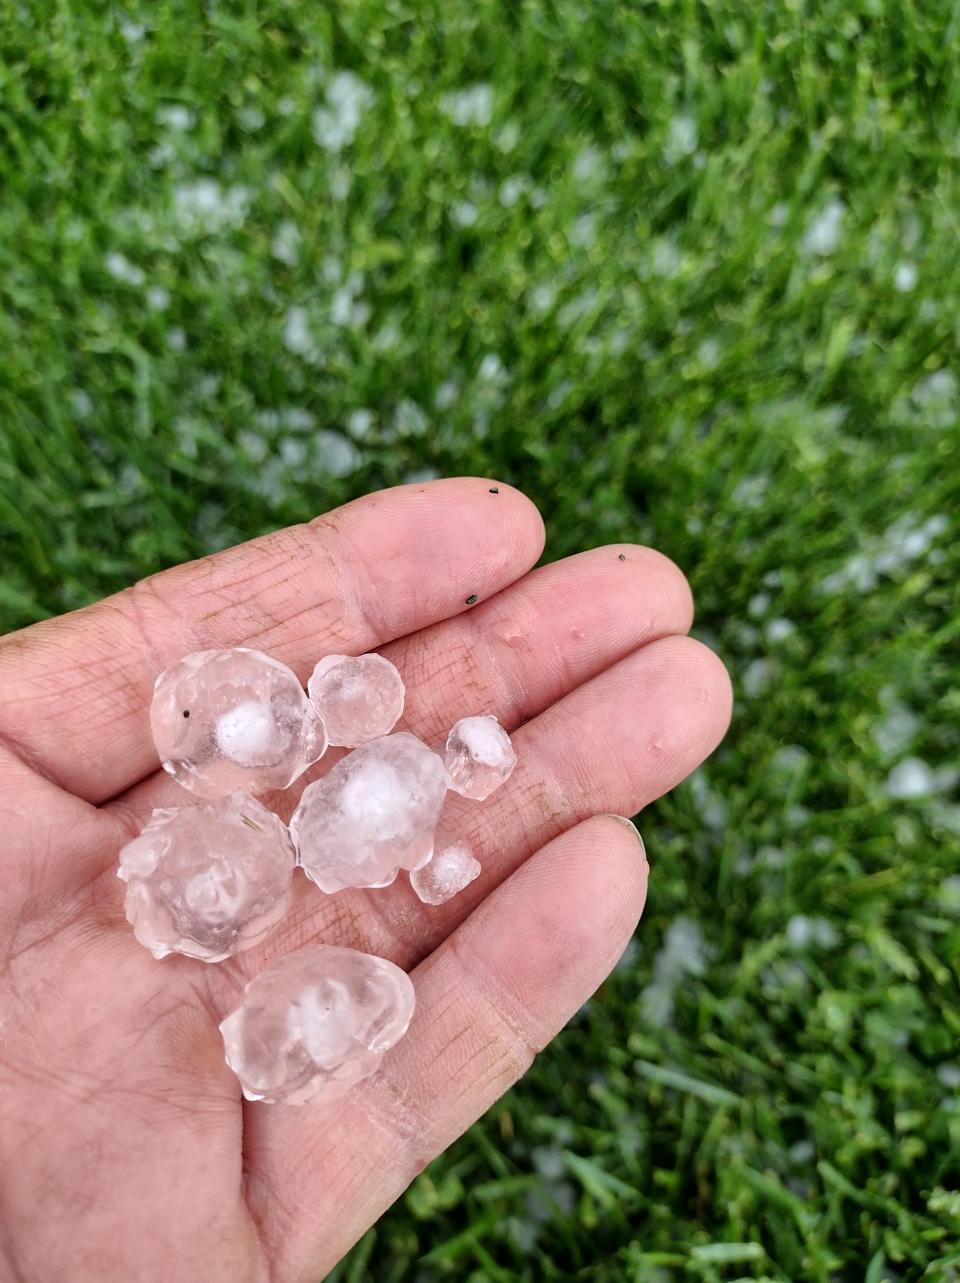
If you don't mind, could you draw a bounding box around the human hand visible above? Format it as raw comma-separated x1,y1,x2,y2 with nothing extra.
0,479,731,1282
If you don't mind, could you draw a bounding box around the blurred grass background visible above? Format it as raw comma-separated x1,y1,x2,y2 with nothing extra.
2,1,959,1278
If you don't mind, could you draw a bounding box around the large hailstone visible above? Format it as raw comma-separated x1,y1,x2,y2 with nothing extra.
307,653,405,747
117,792,295,962
219,943,415,1104
290,731,447,892
443,715,516,800
151,648,326,798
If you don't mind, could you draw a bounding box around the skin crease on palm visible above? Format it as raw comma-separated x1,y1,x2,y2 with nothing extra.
0,479,732,1283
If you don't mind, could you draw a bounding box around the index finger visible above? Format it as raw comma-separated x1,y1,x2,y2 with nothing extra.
0,479,544,803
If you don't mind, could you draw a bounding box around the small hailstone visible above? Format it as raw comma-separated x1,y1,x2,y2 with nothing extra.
307,653,405,746
894,261,918,293
219,943,415,1104
117,793,294,962
443,715,516,800
803,197,845,256
411,845,481,905
291,732,447,893
884,756,930,800
440,83,494,128
151,648,326,798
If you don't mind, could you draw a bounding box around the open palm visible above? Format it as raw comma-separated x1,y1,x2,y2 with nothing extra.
0,479,731,1282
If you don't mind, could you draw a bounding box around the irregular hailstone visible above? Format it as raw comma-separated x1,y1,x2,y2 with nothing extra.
307,653,405,746
443,715,516,800
117,792,295,962
410,845,481,905
151,648,326,798
290,731,447,893
219,943,415,1104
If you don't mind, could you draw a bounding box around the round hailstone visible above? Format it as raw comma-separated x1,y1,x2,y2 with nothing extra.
151,648,326,798
443,714,516,800
290,731,447,892
117,792,295,962
307,653,405,746
219,943,415,1105
410,845,481,905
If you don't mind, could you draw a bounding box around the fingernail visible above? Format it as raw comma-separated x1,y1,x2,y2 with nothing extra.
604,814,647,861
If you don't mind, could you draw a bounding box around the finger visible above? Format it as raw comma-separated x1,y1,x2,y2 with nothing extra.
243,813,649,1283
215,633,730,978
0,479,543,804
110,542,694,829
392,541,694,746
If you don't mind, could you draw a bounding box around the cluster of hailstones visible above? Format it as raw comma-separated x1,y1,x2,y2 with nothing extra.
116,647,516,1106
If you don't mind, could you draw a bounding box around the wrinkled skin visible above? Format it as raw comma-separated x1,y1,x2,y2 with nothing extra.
0,480,731,1282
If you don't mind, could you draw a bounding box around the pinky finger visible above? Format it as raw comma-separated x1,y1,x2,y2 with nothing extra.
245,813,649,1283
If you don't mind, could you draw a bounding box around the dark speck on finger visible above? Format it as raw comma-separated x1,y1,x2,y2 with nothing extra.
618,553,626,561
465,593,478,606
489,486,499,494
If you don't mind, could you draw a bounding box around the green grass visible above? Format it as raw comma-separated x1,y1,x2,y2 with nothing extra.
3,1,959,1278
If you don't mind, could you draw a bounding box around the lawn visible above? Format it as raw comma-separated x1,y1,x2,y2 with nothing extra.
2,1,959,1278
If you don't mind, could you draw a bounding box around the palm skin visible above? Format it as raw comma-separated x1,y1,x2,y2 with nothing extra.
0,480,731,1283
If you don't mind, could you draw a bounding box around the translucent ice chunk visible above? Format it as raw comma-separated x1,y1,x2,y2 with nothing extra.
410,845,481,905
151,648,326,798
307,653,405,746
117,792,295,962
219,943,415,1104
443,714,516,800
290,732,447,892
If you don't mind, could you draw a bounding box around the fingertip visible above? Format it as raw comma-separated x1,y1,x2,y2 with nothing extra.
474,477,547,562
600,813,648,868
393,476,546,590
580,813,649,929
603,544,695,636
617,633,733,780
495,814,650,977
683,636,734,747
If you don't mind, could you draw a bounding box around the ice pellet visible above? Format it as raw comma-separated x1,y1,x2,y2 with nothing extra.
291,732,446,893
151,648,326,798
219,943,415,1105
307,653,405,746
117,792,295,962
410,844,481,905
443,714,516,800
